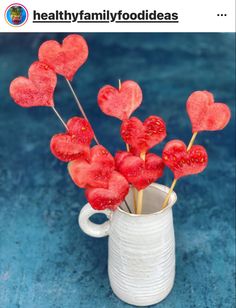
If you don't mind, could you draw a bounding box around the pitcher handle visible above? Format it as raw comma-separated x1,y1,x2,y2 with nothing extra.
78,203,112,238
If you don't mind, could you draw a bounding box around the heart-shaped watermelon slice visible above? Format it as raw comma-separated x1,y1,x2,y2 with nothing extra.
115,151,164,190
50,117,94,162
85,171,129,210
121,116,166,153
97,80,142,120
90,145,115,169
67,117,94,145
10,61,57,108
186,91,231,132
38,34,88,81
162,140,208,179
68,145,115,189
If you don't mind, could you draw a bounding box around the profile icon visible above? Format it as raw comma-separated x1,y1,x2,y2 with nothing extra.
5,3,28,27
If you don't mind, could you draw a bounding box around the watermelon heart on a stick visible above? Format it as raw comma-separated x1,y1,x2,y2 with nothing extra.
38,34,88,81
162,90,231,209
68,145,115,189
115,151,165,191
85,171,129,211
39,34,99,145
10,61,57,108
120,115,167,214
162,140,208,179
97,80,144,213
97,80,142,121
187,91,231,133
50,117,94,162
161,139,208,209
121,116,166,154
9,61,70,131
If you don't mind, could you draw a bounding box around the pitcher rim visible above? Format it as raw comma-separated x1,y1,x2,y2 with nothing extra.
118,183,177,217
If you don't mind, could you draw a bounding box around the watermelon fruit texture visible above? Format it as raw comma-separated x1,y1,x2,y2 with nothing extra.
85,171,129,211
115,151,165,191
38,34,89,81
97,80,142,120
186,91,231,133
10,61,57,108
68,145,115,189
121,116,166,153
162,140,208,179
50,117,94,162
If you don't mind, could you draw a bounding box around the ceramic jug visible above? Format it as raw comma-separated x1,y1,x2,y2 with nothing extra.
79,183,177,306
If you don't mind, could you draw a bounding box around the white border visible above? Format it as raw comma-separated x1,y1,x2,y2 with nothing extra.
0,0,235,32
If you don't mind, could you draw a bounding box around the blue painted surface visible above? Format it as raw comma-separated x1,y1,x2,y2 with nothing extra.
0,33,235,308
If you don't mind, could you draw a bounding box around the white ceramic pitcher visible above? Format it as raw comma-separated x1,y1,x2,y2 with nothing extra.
79,183,177,306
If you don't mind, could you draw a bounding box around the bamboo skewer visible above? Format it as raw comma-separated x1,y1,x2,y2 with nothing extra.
133,189,137,214
117,79,135,214
66,78,132,213
136,151,146,214
161,132,198,209
65,78,100,145
118,79,122,90
125,142,137,213
187,132,198,151
124,199,132,213
161,179,177,209
119,79,137,213
51,106,68,130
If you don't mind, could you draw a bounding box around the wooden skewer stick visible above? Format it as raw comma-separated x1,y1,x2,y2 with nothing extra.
119,79,137,213
117,79,133,213
133,188,137,214
51,106,68,130
67,78,132,213
161,179,177,210
118,79,122,90
65,78,100,145
161,132,198,209
187,132,198,151
65,78,130,212
127,144,137,213
136,151,146,214
125,142,137,212
124,199,132,213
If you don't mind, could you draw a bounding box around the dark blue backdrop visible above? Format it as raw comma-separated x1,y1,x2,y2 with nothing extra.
0,33,235,307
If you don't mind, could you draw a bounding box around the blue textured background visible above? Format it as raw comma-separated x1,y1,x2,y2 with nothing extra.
0,33,235,308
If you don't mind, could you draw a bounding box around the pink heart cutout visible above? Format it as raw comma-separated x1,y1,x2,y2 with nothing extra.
68,145,115,189
116,151,164,190
98,80,142,120
85,171,129,211
10,61,57,108
38,34,88,81
121,116,166,153
186,91,231,132
50,117,94,162
162,140,208,179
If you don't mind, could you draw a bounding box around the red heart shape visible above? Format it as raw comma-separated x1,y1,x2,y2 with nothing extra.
38,34,88,81
97,80,142,120
115,151,164,190
85,171,129,210
121,116,166,153
68,145,115,189
50,117,94,162
10,61,57,108
186,91,231,132
66,117,94,145
162,140,208,179
90,145,115,169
